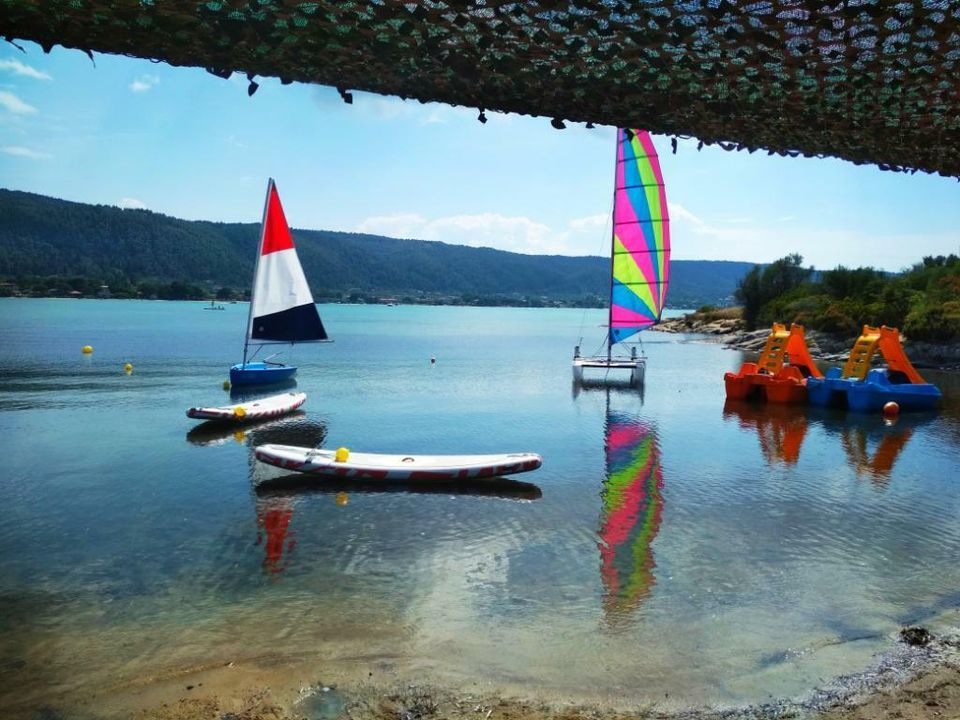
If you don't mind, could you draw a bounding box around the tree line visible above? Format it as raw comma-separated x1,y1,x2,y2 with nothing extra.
736,253,960,343
0,188,752,308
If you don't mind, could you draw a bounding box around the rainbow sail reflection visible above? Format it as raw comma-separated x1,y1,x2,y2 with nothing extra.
598,413,664,624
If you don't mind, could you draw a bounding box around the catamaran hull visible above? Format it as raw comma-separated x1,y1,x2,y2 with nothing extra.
187,391,306,422
254,444,543,481
573,357,646,386
230,362,297,386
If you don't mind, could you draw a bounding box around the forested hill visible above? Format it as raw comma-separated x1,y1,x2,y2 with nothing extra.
0,189,751,307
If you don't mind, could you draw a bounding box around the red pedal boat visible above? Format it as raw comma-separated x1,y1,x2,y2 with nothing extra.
724,323,822,404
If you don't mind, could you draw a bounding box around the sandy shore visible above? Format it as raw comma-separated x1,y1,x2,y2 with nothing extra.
129,663,960,720
42,627,947,720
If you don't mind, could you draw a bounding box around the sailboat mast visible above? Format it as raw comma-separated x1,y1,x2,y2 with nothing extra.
607,130,620,363
242,177,274,366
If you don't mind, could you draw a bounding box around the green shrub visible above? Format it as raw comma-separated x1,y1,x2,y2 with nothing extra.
904,301,960,343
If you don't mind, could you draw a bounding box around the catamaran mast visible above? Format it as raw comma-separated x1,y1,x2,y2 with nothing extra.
242,177,274,367
606,130,620,364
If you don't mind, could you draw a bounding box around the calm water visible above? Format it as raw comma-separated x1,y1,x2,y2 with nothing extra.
1,299,959,715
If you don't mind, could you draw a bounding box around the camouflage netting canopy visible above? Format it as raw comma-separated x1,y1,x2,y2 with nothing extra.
3,1,960,177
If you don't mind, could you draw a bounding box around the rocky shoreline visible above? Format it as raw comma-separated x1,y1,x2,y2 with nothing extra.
654,313,960,371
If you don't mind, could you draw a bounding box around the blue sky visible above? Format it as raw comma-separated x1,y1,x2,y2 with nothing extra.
1,42,958,271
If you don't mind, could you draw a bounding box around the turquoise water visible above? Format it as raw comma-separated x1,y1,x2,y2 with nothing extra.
1,299,959,715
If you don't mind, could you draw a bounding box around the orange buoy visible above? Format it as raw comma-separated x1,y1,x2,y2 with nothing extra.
335,492,349,506
883,401,900,417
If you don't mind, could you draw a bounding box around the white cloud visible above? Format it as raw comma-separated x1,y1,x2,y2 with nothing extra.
356,213,430,239
431,214,554,253
0,90,38,115
353,203,958,269
118,197,148,210
1,145,51,160
665,202,959,270
357,211,609,256
0,59,52,81
129,75,159,93
357,212,553,254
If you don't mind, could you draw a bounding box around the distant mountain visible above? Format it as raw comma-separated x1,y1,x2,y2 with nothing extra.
0,189,753,307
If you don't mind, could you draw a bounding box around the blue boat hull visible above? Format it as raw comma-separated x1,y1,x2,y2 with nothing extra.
806,368,941,412
230,362,297,386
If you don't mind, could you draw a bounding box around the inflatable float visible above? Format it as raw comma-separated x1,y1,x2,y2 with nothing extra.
254,444,543,481
187,391,306,422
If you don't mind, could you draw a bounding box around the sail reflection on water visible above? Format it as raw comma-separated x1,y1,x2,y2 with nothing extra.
598,411,664,624
255,494,298,575
245,416,329,576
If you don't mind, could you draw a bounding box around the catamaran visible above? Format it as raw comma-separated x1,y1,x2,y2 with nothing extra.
231,179,329,386
574,128,670,386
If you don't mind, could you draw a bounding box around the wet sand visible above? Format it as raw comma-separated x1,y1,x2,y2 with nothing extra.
129,664,960,720
20,630,955,720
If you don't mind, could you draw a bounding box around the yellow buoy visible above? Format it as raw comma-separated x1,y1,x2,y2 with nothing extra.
335,492,349,506
233,406,247,419
124,363,133,373
335,447,350,462
223,380,231,391
82,345,93,354
233,430,246,443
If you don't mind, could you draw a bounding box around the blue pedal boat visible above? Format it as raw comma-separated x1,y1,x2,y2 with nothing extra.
806,325,941,413
807,366,941,412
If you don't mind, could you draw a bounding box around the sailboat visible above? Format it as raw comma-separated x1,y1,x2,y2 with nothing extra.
231,179,329,386
573,128,670,386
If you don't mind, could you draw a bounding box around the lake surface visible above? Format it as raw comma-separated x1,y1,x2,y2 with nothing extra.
1,299,959,717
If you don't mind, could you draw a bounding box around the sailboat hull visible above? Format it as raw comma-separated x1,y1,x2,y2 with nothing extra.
573,357,646,386
230,362,297,386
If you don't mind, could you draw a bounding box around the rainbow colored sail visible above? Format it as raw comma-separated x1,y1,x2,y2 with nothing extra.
598,413,664,621
610,129,670,344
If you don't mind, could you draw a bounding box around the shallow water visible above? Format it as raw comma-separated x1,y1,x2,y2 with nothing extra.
1,299,959,715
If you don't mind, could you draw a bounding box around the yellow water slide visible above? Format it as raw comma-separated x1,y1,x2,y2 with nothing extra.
757,323,791,374
842,325,926,384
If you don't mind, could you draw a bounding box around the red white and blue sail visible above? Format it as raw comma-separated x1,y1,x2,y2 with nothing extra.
248,180,327,343
610,129,670,344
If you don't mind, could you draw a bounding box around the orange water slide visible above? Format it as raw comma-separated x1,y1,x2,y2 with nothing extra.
877,326,926,384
